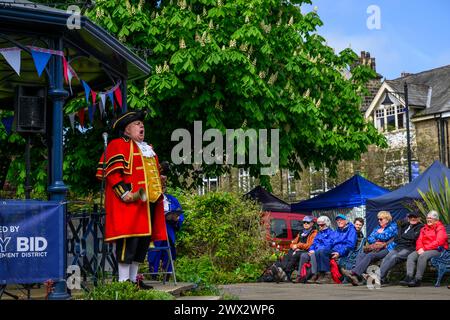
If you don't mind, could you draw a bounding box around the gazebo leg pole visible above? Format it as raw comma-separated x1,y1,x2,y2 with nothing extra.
47,37,70,300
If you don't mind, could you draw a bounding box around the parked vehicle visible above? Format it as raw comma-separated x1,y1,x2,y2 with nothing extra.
262,211,311,252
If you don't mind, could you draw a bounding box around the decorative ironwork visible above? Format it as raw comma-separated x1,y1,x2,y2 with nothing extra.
66,204,117,291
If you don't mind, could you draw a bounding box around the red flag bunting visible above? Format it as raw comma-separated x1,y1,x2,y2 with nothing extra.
78,108,85,128
62,57,68,84
92,90,97,105
114,87,122,108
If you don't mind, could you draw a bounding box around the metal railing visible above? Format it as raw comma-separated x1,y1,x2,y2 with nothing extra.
66,204,117,290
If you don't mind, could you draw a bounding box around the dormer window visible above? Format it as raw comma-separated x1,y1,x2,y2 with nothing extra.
375,105,406,132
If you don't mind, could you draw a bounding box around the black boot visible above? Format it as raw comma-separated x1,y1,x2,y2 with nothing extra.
134,280,154,290
399,275,413,286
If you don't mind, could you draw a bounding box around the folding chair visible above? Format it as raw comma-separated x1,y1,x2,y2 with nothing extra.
147,227,177,285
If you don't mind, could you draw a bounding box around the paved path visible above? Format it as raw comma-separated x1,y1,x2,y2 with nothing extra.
219,282,450,300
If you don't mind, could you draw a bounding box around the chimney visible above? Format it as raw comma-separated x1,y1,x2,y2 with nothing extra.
358,51,376,72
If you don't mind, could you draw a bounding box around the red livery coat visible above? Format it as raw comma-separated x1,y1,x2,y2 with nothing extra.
96,136,166,242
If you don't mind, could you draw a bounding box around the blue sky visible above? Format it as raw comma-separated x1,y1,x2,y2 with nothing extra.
302,0,450,80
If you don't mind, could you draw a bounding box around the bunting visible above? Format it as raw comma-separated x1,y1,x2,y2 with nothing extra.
81,80,91,104
78,108,85,128
30,49,52,77
88,104,95,123
1,116,14,135
0,45,126,129
114,87,122,108
0,48,21,75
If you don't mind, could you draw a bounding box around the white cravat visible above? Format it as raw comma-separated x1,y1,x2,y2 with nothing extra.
136,141,156,158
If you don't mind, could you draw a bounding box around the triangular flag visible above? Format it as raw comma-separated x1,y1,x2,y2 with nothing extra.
78,108,85,128
99,93,106,117
62,56,69,84
91,90,97,106
67,68,74,95
107,91,114,108
68,113,76,130
88,104,94,123
98,98,105,119
0,48,21,75
1,115,14,135
31,49,52,77
81,80,91,104
114,87,122,109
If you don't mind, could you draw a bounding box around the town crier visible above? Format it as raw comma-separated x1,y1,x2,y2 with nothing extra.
96,110,166,289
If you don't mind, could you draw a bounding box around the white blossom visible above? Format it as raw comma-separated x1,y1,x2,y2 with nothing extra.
179,38,186,49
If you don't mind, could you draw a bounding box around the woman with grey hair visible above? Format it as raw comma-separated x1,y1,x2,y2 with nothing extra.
305,216,335,283
400,210,448,287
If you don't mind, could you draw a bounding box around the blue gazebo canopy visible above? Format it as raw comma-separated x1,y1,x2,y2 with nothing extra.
291,174,389,213
366,160,450,232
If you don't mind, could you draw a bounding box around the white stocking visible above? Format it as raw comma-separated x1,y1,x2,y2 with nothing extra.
129,261,140,283
118,263,131,282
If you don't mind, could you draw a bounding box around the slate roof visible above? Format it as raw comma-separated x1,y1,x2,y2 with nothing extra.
385,65,450,117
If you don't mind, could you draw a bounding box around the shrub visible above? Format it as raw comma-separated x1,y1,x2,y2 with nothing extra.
82,281,174,300
411,177,450,224
173,190,272,284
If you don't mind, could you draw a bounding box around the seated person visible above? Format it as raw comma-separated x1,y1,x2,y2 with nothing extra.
148,184,184,280
400,210,448,287
353,217,365,249
341,210,397,286
310,214,357,284
303,216,335,284
379,212,423,284
271,215,317,282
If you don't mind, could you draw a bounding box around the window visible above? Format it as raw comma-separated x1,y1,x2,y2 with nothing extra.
198,176,219,195
375,109,385,130
374,105,407,132
270,219,288,239
386,106,396,132
397,106,405,129
238,168,254,192
290,219,303,237
287,170,296,198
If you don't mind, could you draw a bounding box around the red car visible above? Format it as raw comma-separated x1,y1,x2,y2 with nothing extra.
262,211,311,252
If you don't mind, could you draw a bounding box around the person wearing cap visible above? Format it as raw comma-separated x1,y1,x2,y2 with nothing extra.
341,210,397,286
330,214,357,260
308,214,357,284
270,215,317,282
379,212,423,285
96,110,167,289
400,210,448,287
306,216,335,283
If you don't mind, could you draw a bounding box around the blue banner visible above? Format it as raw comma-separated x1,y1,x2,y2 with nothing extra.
0,200,65,284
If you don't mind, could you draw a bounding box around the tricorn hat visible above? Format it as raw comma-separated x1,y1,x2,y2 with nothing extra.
112,110,146,132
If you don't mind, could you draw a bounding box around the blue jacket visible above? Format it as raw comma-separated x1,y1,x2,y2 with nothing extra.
367,221,398,247
148,193,184,273
164,194,184,245
331,223,357,257
309,227,334,252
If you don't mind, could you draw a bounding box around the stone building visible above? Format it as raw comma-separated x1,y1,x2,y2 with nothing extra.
364,64,450,188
